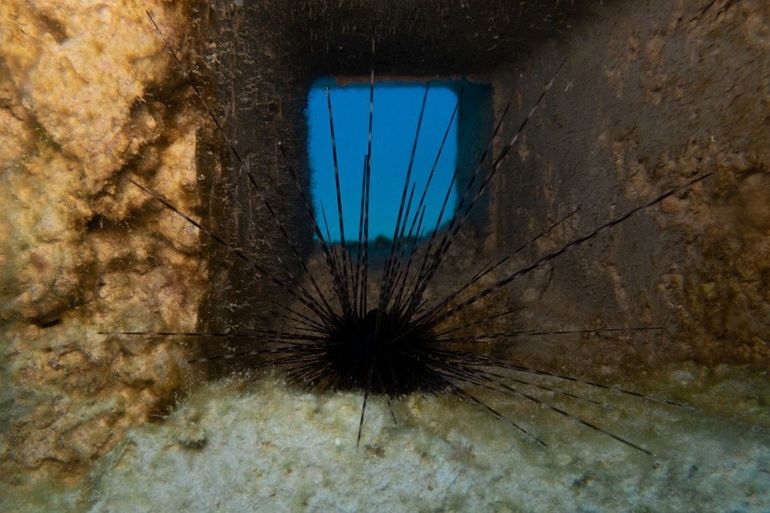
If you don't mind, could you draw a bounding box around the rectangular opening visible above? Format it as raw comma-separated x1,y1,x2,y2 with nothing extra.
307,78,490,244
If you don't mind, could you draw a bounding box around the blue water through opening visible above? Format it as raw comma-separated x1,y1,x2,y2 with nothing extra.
307,79,459,243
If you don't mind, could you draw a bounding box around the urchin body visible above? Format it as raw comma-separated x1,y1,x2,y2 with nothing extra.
316,308,445,394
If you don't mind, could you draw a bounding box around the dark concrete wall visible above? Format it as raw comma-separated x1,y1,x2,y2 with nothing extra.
198,0,583,341
490,0,769,368
200,0,769,371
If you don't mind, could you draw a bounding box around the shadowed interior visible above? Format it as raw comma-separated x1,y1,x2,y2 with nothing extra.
198,0,769,378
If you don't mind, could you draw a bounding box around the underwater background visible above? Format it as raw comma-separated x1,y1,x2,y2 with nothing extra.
1,1,768,512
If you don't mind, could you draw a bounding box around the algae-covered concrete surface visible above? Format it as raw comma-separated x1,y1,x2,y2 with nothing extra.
0,0,209,485
490,0,770,368
3,367,769,512
32,373,770,513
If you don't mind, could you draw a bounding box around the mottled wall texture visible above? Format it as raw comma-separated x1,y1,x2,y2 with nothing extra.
0,0,212,481
490,0,770,371
0,0,767,490
204,0,768,375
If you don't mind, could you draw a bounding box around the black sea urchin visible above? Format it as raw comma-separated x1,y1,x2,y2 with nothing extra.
107,11,711,455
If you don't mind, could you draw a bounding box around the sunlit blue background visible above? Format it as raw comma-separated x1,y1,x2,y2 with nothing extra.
307,79,458,242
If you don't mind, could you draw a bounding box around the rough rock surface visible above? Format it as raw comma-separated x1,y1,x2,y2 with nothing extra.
16,372,768,513
0,0,208,486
